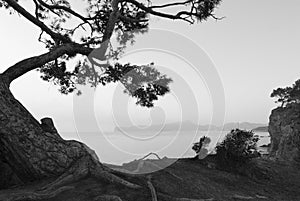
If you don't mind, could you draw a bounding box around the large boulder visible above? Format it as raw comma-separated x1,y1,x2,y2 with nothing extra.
268,103,300,162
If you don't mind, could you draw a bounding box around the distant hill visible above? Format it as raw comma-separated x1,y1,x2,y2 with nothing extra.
114,121,267,133
222,122,267,131
252,126,268,132
114,121,197,133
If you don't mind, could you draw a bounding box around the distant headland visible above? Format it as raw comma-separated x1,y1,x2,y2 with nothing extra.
114,121,267,133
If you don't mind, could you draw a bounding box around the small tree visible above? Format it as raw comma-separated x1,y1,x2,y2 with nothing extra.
192,136,211,159
271,79,300,107
215,129,260,166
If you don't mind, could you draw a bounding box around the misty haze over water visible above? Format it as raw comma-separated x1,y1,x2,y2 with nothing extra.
63,130,270,165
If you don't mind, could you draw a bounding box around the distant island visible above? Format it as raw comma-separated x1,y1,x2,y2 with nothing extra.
114,121,267,133
252,126,268,132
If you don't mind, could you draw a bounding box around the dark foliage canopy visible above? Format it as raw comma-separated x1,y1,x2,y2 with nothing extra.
271,79,300,107
0,0,222,107
215,129,260,165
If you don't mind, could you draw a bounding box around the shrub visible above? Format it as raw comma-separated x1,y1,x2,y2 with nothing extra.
192,136,211,159
215,129,260,166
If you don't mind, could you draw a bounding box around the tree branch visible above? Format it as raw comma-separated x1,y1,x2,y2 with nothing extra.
126,0,222,24
118,14,148,23
1,0,120,85
125,0,193,23
3,0,68,43
2,43,92,84
32,0,40,19
1,0,222,85
149,0,192,9
36,0,88,22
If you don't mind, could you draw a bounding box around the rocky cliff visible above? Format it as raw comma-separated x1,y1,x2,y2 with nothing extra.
268,103,300,162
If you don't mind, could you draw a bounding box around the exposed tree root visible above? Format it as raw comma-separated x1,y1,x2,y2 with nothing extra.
147,176,158,201
141,152,162,160
111,152,183,182
0,156,140,201
92,167,141,189
0,186,74,201
0,187,125,201
38,156,90,191
38,154,141,193
2,155,216,201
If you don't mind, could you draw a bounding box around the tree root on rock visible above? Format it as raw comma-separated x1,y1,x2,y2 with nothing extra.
38,153,141,192
2,149,216,201
0,187,125,201
147,175,158,201
0,154,141,201
0,186,74,201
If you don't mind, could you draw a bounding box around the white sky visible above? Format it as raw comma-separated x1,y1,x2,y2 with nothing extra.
1,0,300,138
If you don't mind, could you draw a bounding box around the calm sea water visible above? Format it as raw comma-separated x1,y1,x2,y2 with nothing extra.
64,131,270,165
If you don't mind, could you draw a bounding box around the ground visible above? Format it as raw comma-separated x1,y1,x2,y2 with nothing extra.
0,156,300,201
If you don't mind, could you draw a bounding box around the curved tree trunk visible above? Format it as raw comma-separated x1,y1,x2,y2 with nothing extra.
0,75,97,188
0,75,196,201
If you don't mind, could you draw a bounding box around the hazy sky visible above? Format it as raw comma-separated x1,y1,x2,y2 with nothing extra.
1,0,300,137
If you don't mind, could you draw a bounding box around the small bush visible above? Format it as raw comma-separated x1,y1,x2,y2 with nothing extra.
215,129,260,166
192,136,211,159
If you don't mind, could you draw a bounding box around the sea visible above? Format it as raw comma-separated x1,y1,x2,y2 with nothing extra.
64,130,270,165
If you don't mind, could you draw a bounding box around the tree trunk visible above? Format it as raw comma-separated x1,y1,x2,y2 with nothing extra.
0,75,93,188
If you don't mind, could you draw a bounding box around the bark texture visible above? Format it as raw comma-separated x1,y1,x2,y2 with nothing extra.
0,76,100,188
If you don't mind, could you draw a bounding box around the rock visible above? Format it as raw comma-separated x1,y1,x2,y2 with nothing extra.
40,117,65,141
94,195,123,201
82,144,100,162
41,117,58,133
268,103,300,162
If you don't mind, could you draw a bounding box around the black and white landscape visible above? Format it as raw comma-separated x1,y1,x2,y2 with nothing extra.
0,0,299,201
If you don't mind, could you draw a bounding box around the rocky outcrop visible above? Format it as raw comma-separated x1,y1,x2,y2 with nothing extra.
268,103,300,162
41,117,58,134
